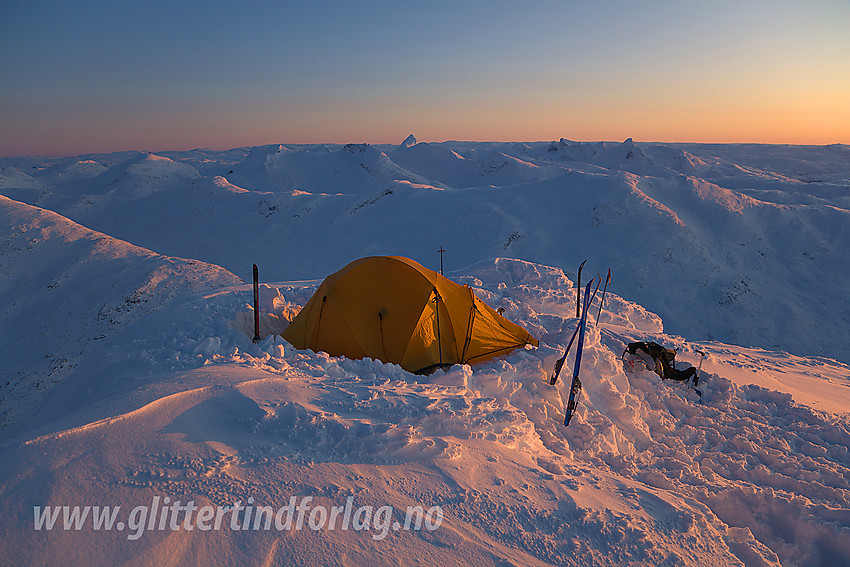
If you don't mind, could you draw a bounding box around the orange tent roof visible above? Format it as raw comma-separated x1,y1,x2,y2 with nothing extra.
282,256,538,373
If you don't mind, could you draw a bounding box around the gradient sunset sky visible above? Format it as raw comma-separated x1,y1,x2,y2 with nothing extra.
2,0,848,157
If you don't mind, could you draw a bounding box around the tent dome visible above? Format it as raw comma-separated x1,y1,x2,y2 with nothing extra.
282,256,538,373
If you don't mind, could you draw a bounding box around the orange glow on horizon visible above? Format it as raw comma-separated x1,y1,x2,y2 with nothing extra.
2,93,848,158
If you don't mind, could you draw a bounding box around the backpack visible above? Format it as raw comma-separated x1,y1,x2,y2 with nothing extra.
623,341,697,383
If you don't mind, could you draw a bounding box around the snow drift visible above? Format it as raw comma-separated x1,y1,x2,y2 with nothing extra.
1,139,849,566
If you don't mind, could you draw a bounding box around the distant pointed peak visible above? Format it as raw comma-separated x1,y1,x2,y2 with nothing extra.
619,138,646,160
401,134,417,148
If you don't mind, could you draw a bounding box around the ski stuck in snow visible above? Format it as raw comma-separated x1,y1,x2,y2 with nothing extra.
562,278,596,426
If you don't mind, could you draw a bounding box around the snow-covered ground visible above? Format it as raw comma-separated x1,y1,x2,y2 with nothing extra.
1,139,849,566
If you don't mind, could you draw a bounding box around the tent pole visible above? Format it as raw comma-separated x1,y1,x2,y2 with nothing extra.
434,290,443,367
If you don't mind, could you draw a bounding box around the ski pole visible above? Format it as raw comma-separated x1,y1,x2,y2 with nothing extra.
575,259,587,318
695,349,706,384
252,264,261,343
550,323,580,386
596,268,611,325
553,277,601,386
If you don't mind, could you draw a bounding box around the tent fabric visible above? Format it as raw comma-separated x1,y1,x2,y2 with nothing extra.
282,256,538,373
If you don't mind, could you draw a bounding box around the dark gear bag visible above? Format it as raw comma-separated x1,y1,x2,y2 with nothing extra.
623,341,697,383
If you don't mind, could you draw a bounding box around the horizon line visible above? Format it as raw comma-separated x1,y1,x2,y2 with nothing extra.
3,137,849,160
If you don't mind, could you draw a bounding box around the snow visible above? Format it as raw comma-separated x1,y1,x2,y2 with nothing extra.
1,139,849,566
5,139,847,362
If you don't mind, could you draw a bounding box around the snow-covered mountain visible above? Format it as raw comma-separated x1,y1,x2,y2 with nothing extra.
1,139,849,566
3,139,848,362
0,195,240,432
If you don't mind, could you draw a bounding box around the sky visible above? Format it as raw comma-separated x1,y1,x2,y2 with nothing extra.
1,0,849,157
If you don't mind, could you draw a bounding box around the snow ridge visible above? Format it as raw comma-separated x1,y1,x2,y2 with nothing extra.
1,140,850,566
0,195,240,432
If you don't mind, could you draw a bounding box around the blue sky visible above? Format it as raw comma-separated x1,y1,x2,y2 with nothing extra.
1,0,848,156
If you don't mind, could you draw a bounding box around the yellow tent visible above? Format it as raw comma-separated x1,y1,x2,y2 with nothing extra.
282,256,538,373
